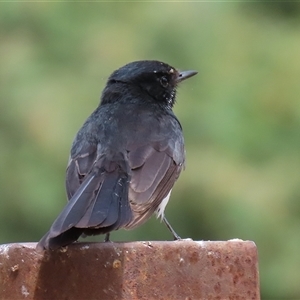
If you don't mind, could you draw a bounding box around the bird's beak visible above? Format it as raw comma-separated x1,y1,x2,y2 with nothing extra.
176,70,198,83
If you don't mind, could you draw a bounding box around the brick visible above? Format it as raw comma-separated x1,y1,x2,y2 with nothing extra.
0,240,260,299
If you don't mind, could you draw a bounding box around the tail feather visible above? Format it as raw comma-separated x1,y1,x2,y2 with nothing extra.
81,175,132,237
37,167,132,251
36,227,83,251
77,171,122,228
51,172,99,234
96,185,119,228
100,176,130,228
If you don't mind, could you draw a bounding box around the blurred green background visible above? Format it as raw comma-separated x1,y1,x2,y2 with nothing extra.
1,2,300,298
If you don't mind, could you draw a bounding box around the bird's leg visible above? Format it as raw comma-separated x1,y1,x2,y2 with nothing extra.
163,216,181,240
104,233,110,242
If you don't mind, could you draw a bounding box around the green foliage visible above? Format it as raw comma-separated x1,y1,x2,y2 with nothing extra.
1,3,300,298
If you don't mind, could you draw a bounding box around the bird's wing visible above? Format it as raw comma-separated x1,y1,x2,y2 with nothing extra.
65,141,98,200
126,134,185,228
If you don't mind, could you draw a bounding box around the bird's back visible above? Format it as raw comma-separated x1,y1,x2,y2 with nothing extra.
66,100,185,230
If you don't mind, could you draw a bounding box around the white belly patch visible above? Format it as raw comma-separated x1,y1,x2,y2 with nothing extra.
156,190,172,220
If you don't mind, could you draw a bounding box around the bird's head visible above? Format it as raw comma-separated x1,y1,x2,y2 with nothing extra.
104,60,197,108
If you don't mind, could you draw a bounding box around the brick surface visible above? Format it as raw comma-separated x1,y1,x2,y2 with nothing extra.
0,240,260,299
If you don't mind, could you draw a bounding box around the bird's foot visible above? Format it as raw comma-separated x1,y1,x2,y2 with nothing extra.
104,233,111,242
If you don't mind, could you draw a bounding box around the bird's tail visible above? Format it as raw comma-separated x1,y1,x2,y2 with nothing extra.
36,166,132,251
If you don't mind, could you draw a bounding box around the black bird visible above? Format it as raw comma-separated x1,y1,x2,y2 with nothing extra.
37,60,197,250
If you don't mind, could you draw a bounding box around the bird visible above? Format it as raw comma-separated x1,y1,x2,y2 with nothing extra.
37,60,197,251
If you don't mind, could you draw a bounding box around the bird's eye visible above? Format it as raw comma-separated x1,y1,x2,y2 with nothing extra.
160,76,169,88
